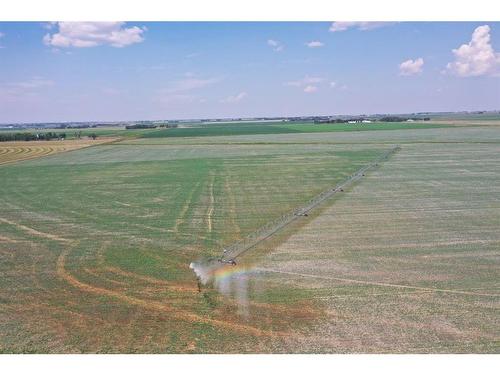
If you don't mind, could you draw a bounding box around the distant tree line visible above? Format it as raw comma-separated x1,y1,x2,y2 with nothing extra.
0,132,67,142
379,116,430,122
315,118,366,124
125,124,158,129
0,132,98,142
315,116,430,124
125,123,178,129
57,124,97,129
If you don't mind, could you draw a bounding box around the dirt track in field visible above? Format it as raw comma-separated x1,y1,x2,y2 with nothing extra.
0,218,71,243
56,244,287,338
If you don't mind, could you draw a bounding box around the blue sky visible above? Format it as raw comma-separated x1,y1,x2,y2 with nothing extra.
0,22,499,123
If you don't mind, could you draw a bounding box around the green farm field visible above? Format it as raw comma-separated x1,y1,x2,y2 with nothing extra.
0,120,451,140
140,121,452,138
0,122,499,353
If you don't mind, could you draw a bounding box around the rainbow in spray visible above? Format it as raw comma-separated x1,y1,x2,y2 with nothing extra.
213,265,255,318
190,260,257,317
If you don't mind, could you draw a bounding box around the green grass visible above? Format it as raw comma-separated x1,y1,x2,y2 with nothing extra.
1,122,499,353
141,121,451,138
0,121,455,141
0,136,386,352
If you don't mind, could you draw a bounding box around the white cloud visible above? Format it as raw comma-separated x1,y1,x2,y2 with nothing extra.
306,41,324,48
286,76,326,94
43,22,146,48
156,76,219,103
285,75,324,87
267,39,284,52
303,85,318,93
446,25,500,77
329,81,337,88
220,92,247,103
329,22,394,32
399,57,424,76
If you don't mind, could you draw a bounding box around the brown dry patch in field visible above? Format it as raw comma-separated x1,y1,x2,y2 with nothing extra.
278,292,499,353
0,138,118,165
58,245,287,338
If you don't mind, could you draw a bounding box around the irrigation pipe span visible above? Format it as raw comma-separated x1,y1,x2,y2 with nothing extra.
218,145,401,263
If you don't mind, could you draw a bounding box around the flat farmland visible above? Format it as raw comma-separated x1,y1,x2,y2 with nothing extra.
140,121,451,138
0,139,116,166
250,141,500,353
1,123,499,353
0,135,387,352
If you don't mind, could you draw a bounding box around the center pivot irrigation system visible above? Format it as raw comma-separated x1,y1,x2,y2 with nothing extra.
217,145,401,265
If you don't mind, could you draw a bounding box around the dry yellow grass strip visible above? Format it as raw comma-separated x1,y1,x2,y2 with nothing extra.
0,138,118,165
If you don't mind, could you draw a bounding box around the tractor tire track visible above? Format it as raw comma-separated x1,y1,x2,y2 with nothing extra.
57,246,286,337
0,217,72,243
173,181,201,233
206,174,215,233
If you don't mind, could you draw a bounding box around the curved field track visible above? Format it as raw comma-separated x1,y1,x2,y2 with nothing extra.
0,139,117,166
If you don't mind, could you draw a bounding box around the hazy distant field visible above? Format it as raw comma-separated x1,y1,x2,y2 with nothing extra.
1,121,499,353
0,120,452,140
141,121,451,138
